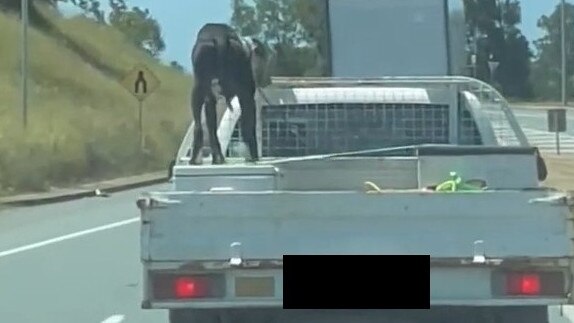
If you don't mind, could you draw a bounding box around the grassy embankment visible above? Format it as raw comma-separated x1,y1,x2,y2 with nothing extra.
0,4,572,197
0,5,193,195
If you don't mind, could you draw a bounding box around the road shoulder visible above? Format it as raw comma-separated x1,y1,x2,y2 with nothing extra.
0,171,167,207
541,154,574,191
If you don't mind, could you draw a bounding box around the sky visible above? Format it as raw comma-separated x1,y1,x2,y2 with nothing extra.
59,0,564,71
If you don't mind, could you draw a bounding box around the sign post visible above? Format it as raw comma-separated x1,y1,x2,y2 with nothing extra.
547,108,567,155
561,0,568,107
21,0,29,129
120,64,160,151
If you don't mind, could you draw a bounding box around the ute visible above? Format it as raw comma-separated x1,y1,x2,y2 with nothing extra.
137,76,574,323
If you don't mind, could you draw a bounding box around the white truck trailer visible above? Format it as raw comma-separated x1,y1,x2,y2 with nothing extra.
137,1,573,322
137,75,574,323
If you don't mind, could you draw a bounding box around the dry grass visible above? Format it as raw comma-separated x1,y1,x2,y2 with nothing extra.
0,7,193,195
1,6,569,197
540,154,574,192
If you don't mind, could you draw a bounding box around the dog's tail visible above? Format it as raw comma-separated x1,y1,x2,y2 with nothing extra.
212,35,228,84
212,35,235,111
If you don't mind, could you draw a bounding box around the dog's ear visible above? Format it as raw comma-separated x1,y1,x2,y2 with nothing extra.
250,37,267,58
249,38,273,88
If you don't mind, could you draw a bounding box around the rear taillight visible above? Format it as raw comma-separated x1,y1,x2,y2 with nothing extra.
174,276,209,298
506,273,541,295
152,272,225,300
492,270,565,297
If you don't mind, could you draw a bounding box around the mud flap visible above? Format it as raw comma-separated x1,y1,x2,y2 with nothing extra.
535,147,548,182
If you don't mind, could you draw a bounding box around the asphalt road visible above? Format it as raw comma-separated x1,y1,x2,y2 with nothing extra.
509,106,574,154
0,184,169,323
0,106,573,323
2,183,574,323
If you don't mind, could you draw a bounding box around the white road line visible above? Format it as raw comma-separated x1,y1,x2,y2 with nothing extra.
101,314,125,323
0,217,139,259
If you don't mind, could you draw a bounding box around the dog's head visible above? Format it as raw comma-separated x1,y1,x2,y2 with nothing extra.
248,38,276,88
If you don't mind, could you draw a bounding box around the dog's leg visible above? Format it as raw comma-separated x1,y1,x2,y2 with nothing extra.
205,92,225,165
190,82,206,165
238,93,259,163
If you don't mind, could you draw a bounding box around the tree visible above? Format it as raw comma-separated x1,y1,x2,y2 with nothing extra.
229,0,328,77
464,0,533,98
0,0,107,31
292,0,329,76
69,0,105,23
0,0,165,59
230,0,534,94
531,2,574,100
108,0,165,58
230,0,260,36
0,0,55,30
0,0,103,20
499,27,533,98
0,0,54,11
170,61,185,73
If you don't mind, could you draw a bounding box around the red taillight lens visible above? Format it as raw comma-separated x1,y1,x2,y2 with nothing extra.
506,273,541,295
174,276,209,299
492,270,564,297
152,272,224,300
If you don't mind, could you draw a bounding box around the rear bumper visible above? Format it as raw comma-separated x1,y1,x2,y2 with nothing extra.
143,300,282,309
142,258,572,310
168,306,552,323
143,298,568,310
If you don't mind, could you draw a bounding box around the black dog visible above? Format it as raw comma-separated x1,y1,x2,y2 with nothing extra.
190,23,273,165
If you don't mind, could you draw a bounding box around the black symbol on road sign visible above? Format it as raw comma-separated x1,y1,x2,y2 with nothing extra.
135,71,147,94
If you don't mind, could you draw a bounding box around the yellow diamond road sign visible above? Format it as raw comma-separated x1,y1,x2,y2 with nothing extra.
121,64,160,101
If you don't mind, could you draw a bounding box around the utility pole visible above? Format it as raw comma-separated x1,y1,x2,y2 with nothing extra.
21,0,29,128
561,0,568,106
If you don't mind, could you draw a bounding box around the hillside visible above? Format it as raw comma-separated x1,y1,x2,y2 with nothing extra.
0,5,193,195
